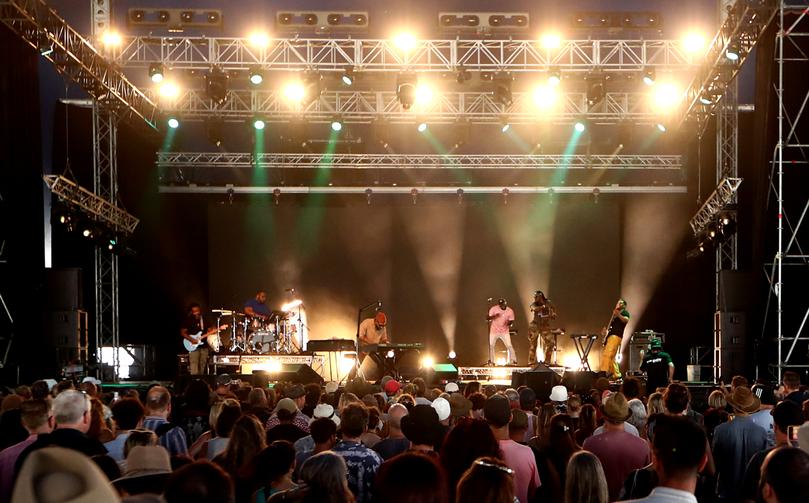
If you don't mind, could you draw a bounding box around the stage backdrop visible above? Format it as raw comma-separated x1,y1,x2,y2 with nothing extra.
206,194,690,367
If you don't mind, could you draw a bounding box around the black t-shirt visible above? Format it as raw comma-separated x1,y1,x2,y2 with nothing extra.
531,301,555,327
182,314,214,350
607,309,630,337
640,350,673,391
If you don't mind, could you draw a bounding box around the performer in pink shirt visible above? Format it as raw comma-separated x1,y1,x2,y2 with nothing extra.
487,298,517,365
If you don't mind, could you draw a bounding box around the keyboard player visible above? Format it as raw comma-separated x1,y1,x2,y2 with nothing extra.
356,311,389,376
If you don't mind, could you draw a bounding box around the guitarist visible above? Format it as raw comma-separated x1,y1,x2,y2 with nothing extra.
181,303,212,375
599,299,630,379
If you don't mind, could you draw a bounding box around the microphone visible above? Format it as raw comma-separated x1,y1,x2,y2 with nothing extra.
377,300,383,309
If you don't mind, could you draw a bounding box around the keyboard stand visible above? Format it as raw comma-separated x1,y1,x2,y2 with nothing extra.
570,334,597,371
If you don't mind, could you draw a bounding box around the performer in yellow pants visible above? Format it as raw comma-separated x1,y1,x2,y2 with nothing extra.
600,299,630,379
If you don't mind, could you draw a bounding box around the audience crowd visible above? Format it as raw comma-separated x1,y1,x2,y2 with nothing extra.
0,370,808,502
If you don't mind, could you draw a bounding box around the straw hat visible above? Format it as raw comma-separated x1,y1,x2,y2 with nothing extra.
602,392,632,422
726,386,761,414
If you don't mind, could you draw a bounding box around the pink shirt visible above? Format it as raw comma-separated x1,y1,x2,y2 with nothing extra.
499,439,541,503
488,306,515,335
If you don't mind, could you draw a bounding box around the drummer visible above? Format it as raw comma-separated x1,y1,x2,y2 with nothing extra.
244,290,272,319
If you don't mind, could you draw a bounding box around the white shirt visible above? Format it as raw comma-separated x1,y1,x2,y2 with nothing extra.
619,486,698,503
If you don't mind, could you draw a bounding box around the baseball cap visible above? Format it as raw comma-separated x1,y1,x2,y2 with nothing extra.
445,382,460,393
431,397,451,421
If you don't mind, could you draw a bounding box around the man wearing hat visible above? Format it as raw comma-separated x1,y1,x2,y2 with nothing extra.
265,384,311,433
113,445,172,496
712,386,768,502
359,311,389,348
582,392,650,500
640,338,674,393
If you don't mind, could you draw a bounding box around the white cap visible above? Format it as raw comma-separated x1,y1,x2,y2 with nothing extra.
431,397,451,422
324,382,339,394
549,385,568,402
445,382,460,393
82,377,101,386
310,403,340,427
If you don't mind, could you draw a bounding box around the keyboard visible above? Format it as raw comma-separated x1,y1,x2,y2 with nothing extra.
307,339,356,352
362,342,425,353
569,333,598,339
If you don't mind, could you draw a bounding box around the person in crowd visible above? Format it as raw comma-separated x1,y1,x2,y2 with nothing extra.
549,385,569,414
781,371,808,406
265,385,311,433
533,413,580,503
190,399,227,458
215,414,266,483
582,392,650,501
401,404,444,454
0,400,53,501
504,388,520,410
627,399,648,438
464,381,481,398
245,388,273,424
178,379,213,446
712,385,769,503
87,397,114,444
103,397,146,462
448,393,473,426
518,388,538,441
750,384,778,448
469,392,486,419
200,399,241,460
12,447,121,502
113,445,173,497
123,429,158,462
91,453,122,482
663,383,704,427
361,406,384,448
574,403,598,445
373,403,410,460
301,383,322,418
640,339,675,392
538,402,556,439
376,452,448,503
252,440,298,501
618,415,708,503
15,390,107,475
564,450,609,503
760,447,809,503
593,392,640,437
267,402,308,444
456,456,515,503
647,392,666,415
295,417,336,476
332,403,382,503
440,417,502,502
567,394,582,431
163,460,234,503
704,390,730,442
741,399,804,503
484,394,541,503
141,385,188,457
293,402,341,454
298,451,355,503
509,409,529,444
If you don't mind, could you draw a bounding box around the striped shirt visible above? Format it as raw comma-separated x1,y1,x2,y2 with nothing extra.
265,410,310,433
142,416,189,457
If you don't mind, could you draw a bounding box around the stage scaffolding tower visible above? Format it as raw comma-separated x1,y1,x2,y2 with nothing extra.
90,0,121,379
768,2,809,381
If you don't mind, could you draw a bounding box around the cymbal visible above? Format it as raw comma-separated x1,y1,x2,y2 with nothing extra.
212,309,234,315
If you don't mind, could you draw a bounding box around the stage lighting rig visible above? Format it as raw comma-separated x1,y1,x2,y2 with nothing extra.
547,68,561,87
493,72,513,107
248,66,264,85
341,68,354,86
205,67,229,105
396,73,418,110
585,73,606,108
148,63,164,83
167,117,179,129
642,68,655,86
725,41,741,61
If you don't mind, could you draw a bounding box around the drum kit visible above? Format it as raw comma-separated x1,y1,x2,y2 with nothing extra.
211,309,303,354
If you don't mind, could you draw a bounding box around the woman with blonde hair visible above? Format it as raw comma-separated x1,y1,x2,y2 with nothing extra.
564,451,609,503
646,391,666,416
298,451,355,503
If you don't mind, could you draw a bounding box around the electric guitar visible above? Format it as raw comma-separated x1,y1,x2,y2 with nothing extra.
183,325,229,352
601,302,622,346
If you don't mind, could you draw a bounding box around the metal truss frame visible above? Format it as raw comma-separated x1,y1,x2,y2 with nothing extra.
42,174,139,233
157,89,658,124
715,80,739,311
156,152,683,170
767,3,809,379
689,177,742,236
159,185,687,196
679,0,778,135
0,0,158,128
115,36,697,73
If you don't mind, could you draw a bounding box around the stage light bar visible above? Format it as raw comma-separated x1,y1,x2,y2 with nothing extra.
501,122,511,133
725,41,741,61
341,69,354,86
437,12,530,31
574,120,586,132
651,82,682,113
547,69,561,87
532,84,558,109
275,11,369,30
396,73,418,110
689,178,742,236
414,83,434,107
158,81,179,99
44,175,140,234
127,8,223,28
642,68,655,86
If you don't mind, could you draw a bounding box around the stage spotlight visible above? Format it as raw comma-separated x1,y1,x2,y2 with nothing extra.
158,81,179,99
248,66,264,85
547,69,561,87
396,73,417,110
448,350,457,359
699,92,713,105
574,120,586,132
414,83,434,106
655,122,667,132
205,67,229,105
420,355,435,368
247,30,271,48
501,122,511,133
586,75,605,107
642,68,655,86
82,228,93,238
167,117,180,129
493,72,513,106
100,30,122,47
253,118,266,130
682,32,706,54
148,63,164,83
341,68,354,86
698,242,706,253
417,122,428,132
330,120,343,132
283,81,306,103
540,32,562,49
532,84,557,109
725,41,741,61
393,32,417,52
652,82,681,112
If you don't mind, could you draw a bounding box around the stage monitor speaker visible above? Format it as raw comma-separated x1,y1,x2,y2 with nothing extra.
715,311,747,383
276,363,324,385
562,370,598,395
512,364,560,401
425,363,458,384
46,268,83,310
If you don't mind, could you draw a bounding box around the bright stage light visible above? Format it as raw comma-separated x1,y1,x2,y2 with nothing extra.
501,123,511,133
540,32,562,49
699,93,713,105
574,121,586,132
725,41,741,61
100,30,122,47
682,32,707,54
417,122,428,132
247,30,271,48
656,122,667,132
82,228,93,238
393,32,417,52
339,354,356,375
281,299,302,311
283,82,306,103
448,350,457,359
642,68,655,86
167,117,179,129
148,63,164,83
158,81,179,99
341,70,354,86
330,120,343,132
651,82,682,112
561,352,582,370
414,83,434,106
420,355,435,368
547,69,561,87
253,118,266,130
532,84,557,109
249,66,264,85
